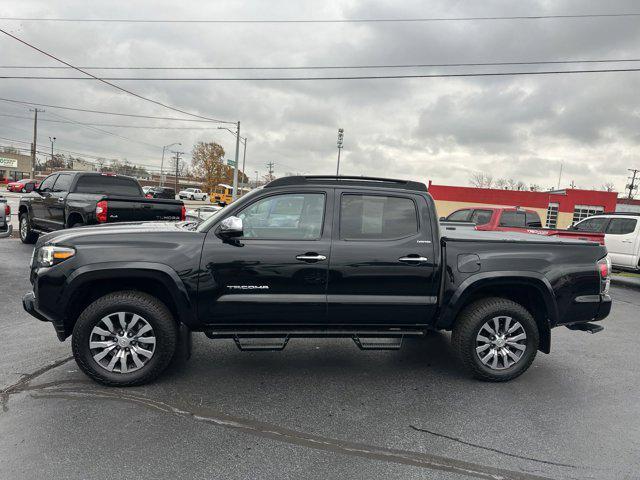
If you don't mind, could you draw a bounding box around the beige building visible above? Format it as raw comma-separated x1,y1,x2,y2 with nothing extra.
0,152,33,182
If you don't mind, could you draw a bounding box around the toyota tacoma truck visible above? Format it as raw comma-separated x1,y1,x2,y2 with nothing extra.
22,176,612,386
18,172,185,243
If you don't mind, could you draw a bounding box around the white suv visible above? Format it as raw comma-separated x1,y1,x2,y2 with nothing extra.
572,213,640,271
178,188,207,201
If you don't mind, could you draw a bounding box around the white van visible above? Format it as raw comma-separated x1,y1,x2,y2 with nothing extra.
572,213,640,271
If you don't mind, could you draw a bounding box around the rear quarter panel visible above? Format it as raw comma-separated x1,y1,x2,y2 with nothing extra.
439,238,606,329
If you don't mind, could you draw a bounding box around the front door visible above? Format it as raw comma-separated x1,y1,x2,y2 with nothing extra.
30,174,58,230
198,190,333,325
327,190,438,325
605,217,639,268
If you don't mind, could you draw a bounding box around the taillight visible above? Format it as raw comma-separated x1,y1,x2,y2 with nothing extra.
597,256,611,294
4,204,9,216
145,194,152,199
96,200,108,223
180,205,186,221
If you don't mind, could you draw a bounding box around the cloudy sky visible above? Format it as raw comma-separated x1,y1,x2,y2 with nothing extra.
1,0,639,191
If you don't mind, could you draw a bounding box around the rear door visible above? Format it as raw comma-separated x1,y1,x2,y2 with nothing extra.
48,173,73,228
198,189,332,324
604,217,639,268
327,190,437,325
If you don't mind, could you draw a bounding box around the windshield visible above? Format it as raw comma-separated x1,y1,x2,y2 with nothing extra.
196,188,262,232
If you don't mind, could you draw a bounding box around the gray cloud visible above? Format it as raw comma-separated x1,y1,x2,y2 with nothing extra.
1,0,639,193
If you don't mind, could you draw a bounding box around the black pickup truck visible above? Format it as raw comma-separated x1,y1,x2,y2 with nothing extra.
18,172,185,243
22,176,612,386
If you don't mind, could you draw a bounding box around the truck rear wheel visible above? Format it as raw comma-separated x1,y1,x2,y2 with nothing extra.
452,297,539,382
71,291,178,386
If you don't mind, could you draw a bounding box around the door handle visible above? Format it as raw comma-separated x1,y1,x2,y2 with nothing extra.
398,255,428,265
295,253,327,263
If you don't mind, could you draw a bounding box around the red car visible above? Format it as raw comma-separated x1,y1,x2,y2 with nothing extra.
6,178,39,193
443,206,605,245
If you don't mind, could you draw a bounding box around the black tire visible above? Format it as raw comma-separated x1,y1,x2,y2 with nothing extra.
451,297,539,382
69,221,84,229
19,213,38,244
72,291,178,387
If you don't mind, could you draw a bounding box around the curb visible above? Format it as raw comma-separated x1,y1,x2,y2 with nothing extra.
611,275,640,291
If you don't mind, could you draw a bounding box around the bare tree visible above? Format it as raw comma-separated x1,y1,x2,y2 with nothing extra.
469,172,494,188
601,182,616,192
494,178,508,189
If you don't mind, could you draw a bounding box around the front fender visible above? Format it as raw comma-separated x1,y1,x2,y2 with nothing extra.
437,271,559,330
63,261,196,326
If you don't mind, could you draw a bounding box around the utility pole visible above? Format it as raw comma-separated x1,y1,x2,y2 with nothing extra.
336,128,344,176
160,142,181,186
266,162,275,183
231,121,241,201
172,151,184,193
557,161,563,190
627,168,639,199
254,170,259,188
30,108,44,177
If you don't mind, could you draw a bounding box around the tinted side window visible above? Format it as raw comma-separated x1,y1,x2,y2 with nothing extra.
525,212,542,227
340,195,418,240
471,209,493,225
74,175,142,196
238,193,325,240
446,209,471,222
38,175,58,192
606,218,637,235
574,217,609,232
53,174,73,192
499,211,526,227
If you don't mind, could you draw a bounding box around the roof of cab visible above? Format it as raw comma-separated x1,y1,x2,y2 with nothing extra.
265,175,428,193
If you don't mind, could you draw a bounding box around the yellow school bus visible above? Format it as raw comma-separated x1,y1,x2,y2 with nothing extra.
210,184,252,205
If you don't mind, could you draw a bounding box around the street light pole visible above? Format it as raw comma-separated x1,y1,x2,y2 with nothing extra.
255,170,259,188
232,121,241,201
241,137,247,195
49,136,56,163
336,128,344,176
160,142,181,186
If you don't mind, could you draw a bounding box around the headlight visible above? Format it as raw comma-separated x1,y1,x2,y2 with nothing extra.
34,245,76,267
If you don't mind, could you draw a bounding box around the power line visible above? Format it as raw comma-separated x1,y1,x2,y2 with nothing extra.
0,97,217,122
1,13,640,23
2,57,640,70
0,113,219,129
2,67,640,81
0,27,235,124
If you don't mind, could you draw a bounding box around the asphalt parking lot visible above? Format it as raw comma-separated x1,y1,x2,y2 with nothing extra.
1,236,639,480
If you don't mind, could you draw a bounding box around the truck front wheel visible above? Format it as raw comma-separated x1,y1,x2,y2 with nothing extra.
452,297,539,382
72,291,178,386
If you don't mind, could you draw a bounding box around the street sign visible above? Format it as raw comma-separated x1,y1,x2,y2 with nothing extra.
227,159,237,167
0,157,18,168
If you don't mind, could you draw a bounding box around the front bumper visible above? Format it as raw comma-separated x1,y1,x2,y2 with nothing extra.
22,291,49,322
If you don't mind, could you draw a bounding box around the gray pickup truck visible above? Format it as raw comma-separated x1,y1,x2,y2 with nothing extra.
0,195,11,238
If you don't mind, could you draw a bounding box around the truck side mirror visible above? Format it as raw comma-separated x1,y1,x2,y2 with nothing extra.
217,216,243,238
439,216,445,221
24,182,36,193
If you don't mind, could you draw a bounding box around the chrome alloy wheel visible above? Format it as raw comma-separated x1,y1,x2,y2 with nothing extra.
89,312,156,374
20,217,27,240
475,316,527,370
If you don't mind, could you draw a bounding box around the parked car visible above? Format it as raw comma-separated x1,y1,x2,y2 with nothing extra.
571,213,640,271
443,206,605,244
7,178,39,193
179,188,208,201
146,186,176,199
0,196,11,238
18,172,185,244
23,175,611,386
185,205,223,223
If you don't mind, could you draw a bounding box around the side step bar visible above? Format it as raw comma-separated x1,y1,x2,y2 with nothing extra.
566,322,604,334
204,329,424,352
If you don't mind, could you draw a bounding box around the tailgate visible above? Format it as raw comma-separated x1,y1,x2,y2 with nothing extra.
103,197,184,223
